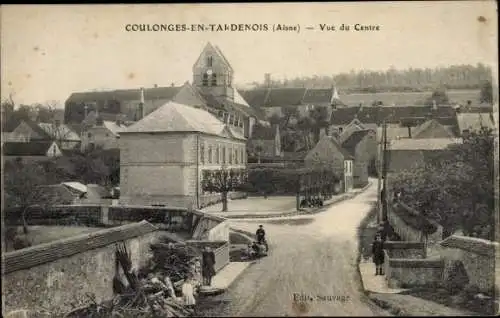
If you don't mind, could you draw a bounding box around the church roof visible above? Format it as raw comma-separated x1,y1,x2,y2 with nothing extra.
67,86,182,104
121,101,245,140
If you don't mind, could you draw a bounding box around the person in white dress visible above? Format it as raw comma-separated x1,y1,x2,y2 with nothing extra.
181,277,196,307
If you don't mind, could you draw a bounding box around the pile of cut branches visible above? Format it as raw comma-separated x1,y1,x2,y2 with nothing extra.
147,240,199,283
63,242,195,318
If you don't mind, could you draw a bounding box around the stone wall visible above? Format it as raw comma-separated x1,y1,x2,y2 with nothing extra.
1,221,162,315
438,235,499,293
384,241,426,259
385,257,444,288
387,202,443,244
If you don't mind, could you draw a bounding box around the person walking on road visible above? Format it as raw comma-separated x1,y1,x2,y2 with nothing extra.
202,246,216,286
256,225,269,252
372,234,385,275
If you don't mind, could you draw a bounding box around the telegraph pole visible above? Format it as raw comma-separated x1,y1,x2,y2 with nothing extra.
376,130,383,224
382,120,389,222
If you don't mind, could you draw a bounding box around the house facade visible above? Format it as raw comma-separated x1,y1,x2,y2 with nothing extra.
80,119,127,151
341,129,377,188
10,120,81,150
304,135,354,192
119,101,246,208
247,124,282,163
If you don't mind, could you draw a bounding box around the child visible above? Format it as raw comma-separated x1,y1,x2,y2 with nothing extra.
371,234,385,275
182,276,196,307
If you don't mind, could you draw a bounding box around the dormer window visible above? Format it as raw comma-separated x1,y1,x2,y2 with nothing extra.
202,73,209,86
211,73,217,86
207,56,213,67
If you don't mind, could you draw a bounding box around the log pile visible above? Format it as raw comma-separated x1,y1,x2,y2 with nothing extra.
63,241,199,318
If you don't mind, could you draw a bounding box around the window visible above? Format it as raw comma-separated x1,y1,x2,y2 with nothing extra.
229,147,233,164
211,73,217,86
215,146,220,164
202,73,209,86
87,132,92,138
235,148,239,164
207,56,213,67
338,127,343,133
105,133,109,137
222,146,226,164
200,143,205,164
208,146,212,164
228,74,232,87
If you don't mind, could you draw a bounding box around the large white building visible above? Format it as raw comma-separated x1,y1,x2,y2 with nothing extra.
119,101,246,208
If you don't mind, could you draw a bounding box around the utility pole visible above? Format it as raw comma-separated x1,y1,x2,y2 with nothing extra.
376,131,383,224
382,120,389,222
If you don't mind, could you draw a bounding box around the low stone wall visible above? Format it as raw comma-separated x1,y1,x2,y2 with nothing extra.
1,221,163,315
438,235,498,293
5,205,104,227
385,251,444,289
384,241,426,259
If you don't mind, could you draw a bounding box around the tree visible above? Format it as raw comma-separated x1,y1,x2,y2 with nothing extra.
3,158,57,247
201,168,247,212
296,116,314,150
389,125,494,240
424,88,450,106
479,80,493,104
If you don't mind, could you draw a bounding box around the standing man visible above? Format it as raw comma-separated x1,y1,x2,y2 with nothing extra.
256,225,268,252
201,246,216,286
371,234,385,275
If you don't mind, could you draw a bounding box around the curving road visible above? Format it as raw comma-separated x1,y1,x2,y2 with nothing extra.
196,182,390,317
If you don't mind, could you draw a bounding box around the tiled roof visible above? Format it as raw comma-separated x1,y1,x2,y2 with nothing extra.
2,221,158,273
302,89,333,104
3,141,55,156
341,130,371,156
67,86,182,103
122,101,245,140
240,89,269,108
240,88,335,109
330,106,456,125
38,123,81,141
456,112,495,132
33,184,78,205
439,235,498,257
389,138,462,150
266,88,307,107
411,119,455,139
21,120,52,140
376,126,412,141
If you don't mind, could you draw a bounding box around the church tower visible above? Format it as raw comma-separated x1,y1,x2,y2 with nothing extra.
192,42,235,101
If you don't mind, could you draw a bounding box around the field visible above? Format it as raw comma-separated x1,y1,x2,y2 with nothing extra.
340,89,482,107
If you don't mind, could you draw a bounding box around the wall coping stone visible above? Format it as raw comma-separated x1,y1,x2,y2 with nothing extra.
439,235,498,257
2,220,158,274
388,258,444,268
384,241,425,249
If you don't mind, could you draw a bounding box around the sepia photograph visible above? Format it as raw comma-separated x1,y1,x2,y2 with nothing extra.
1,2,499,317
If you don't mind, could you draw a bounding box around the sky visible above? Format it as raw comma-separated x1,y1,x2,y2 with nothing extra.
1,2,498,107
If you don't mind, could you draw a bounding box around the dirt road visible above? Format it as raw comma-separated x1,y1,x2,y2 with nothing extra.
196,183,390,316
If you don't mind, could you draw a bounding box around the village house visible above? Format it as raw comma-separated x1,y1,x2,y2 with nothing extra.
80,116,127,151
2,140,63,163
341,129,377,188
304,134,354,193
9,120,81,150
387,138,463,173
119,101,246,208
410,118,457,139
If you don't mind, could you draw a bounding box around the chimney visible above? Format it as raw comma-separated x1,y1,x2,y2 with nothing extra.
138,87,145,120
432,100,437,110
170,83,174,87
407,126,412,138
154,84,158,88
264,73,271,88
